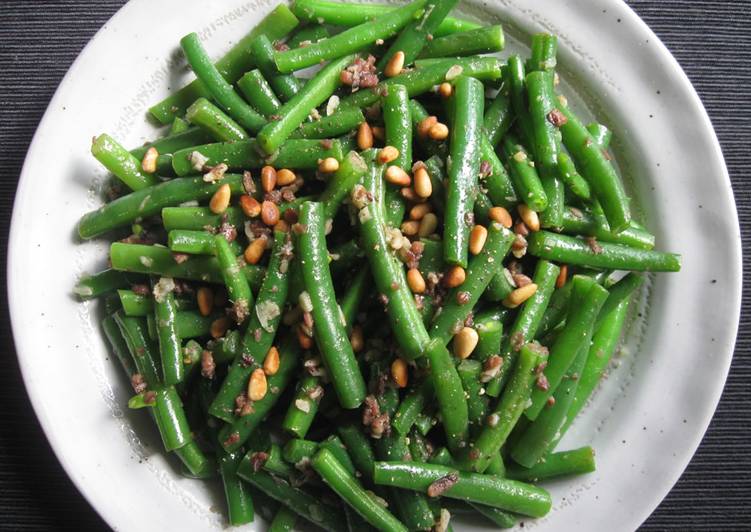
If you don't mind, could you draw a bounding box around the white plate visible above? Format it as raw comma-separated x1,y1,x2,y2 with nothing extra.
8,0,741,530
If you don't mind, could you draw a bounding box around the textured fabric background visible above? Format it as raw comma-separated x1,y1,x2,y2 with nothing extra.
0,1,748,530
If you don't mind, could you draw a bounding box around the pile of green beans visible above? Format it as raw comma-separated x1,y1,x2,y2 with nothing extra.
76,2,680,528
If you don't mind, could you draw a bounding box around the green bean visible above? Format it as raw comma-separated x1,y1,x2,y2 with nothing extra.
287,24,330,49
408,429,433,462
238,469,344,532
356,156,430,360
282,438,319,465
525,276,607,419
153,283,183,385
340,266,370,333
587,122,612,149
595,273,643,329
167,230,239,256
473,312,503,362
219,450,255,526
313,448,408,532
185,97,248,142
214,234,253,322
556,101,631,233
319,150,369,223
444,76,485,267
238,69,282,117
527,231,681,272
392,380,432,435
506,446,596,482
429,447,455,467
109,243,264,288
320,435,359,475
78,174,246,238
528,33,558,73
148,5,299,124
459,343,541,472
423,338,469,453
556,152,591,200
291,0,479,38
175,441,214,478
479,135,517,208
484,90,513,148
113,311,160,387
210,232,290,422
340,57,504,110
262,443,296,477
536,279,574,338
169,117,190,135
506,55,534,147
74,269,135,300
382,84,411,226
219,338,300,452
162,206,244,232
269,506,298,532
419,25,505,59
337,423,378,484
290,107,365,139
457,360,489,429
282,375,322,438
469,503,517,528
430,223,515,344
276,0,426,73
373,461,552,517
180,33,267,133
298,201,366,409
102,314,137,377
151,310,214,340
422,154,446,215
485,453,506,476
484,267,515,303
211,330,243,365
151,386,193,452
92,134,157,191
486,260,559,396
501,135,547,212
378,0,459,70
251,35,304,102
171,138,343,175
153,154,175,176
130,128,213,160
561,207,655,250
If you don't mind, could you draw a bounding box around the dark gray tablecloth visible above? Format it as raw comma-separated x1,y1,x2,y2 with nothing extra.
0,1,748,529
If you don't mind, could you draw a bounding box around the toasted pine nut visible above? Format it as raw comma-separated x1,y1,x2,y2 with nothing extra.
372,126,385,141
401,220,419,236
275,220,290,233
261,166,277,192
488,206,513,228
318,157,339,173
378,146,400,164
350,325,364,352
209,184,231,214
197,287,214,317
239,195,261,218
517,204,540,232
453,327,479,359
417,116,438,138
418,213,438,237
385,165,411,186
357,122,374,150
556,264,568,288
263,346,280,376
244,236,268,265
413,166,432,198
503,283,538,308
407,268,426,294
385,51,406,78
210,316,231,339
428,122,449,141
391,358,408,388
401,187,419,201
438,82,453,99
444,265,466,288
297,324,314,349
276,168,296,186
469,225,488,255
261,200,280,226
248,368,268,401
409,202,432,221
141,147,159,174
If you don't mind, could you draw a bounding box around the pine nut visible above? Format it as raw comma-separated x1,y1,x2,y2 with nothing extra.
350,325,364,352
518,204,540,231
503,283,538,308
418,212,438,237
261,200,280,226
453,327,479,359
276,168,296,186
428,122,449,141
444,265,466,288
385,165,411,186
438,82,453,99
372,126,385,141
556,264,568,288
469,225,488,255
384,51,406,78
239,195,261,218
409,202,432,221
401,187,419,201
357,122,374,150
378,146,400,164
413,166,432,198
209,184,231,214
263,346,280,376
407,268,426,294
275,220,290,233
261,165,277,192
297,324,313,349
417,116,438,138
197,287,214,317
210,316,231,339
401,220,419,236
244,236,268,265
488,206,513,228
141,147,159,174
391,358,408,388
248,368,268,401
318,157,339,173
